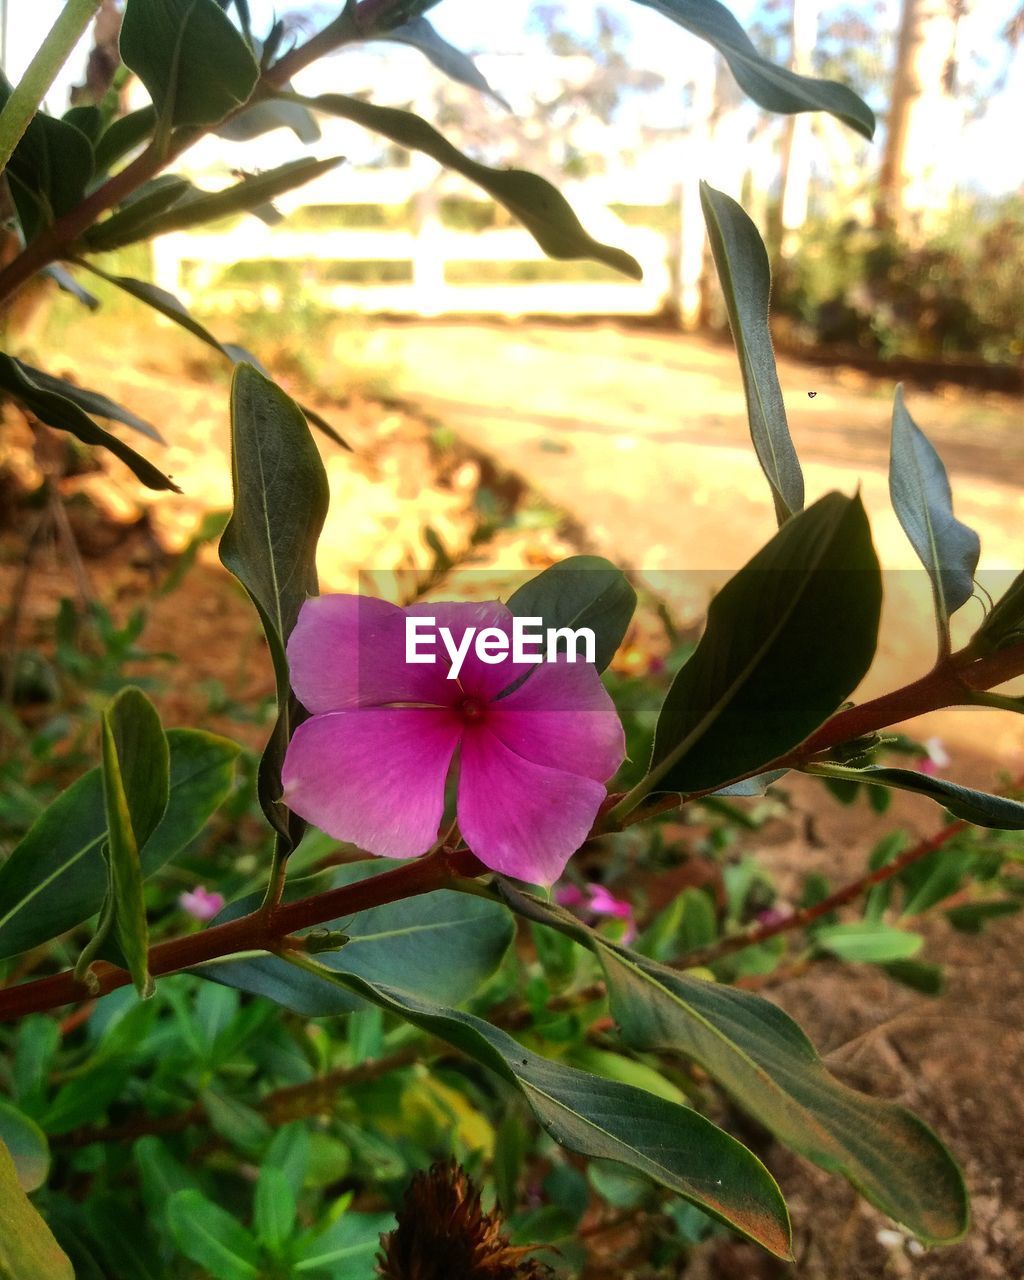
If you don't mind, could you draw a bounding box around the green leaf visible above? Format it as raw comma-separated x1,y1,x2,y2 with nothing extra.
700,182,802,523
120,0,260,127
93,106,157,174
72,263,350,450
207,865,515,1014
807,764,1024,830
945,900,1020,934
254,1166,296,1254
0,353,178,492
294,1210,396,1276
0,1139,74,1280
972,569,1024,654
0,1100,49,1192
219,365,329,844
648,493,881,795
630,0,875,138
492,884,966,1245
99,688,170,996
85,157,342,250
18,363,163,443
814,922,924,964
889,386,979,648
383,19,510,107
285,957,793,1258
882,960,945,995
264,1124,310,1198
165,1189,261,1280
0,729,240,960
506,555,636,673
295,93,641,279
82,175,196,252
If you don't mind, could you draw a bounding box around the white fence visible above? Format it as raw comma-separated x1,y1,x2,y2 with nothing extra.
151,160,680,320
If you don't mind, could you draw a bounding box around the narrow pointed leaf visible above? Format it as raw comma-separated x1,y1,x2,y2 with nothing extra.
83,176,196,252
701,182,803,522
219,365,329,845
507,555,636,673
649,492,881,795
99,689,170,996
296,93,641,279
41,265,99,310
0,1139,74,1280
494,884,968,1246
889,386,980,646
0,730,240,960
808,764,1024,830
0,354,178,492
19,364,163,443
120,0,260,127
165,1190,261,1280
382,19,511,107
206,865,515,1013
283,960,793,1257
631,0,874,138
974,569,1024,653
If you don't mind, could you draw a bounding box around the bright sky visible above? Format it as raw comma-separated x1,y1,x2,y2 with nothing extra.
3,0,1021,192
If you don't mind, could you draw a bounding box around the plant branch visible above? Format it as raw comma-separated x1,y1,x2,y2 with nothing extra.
0,845,484,1021
0,0,102,173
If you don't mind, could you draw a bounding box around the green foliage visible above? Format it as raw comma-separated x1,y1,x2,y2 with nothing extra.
0,1139,73,1280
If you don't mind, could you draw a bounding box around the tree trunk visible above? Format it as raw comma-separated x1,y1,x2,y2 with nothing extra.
877,0,964,237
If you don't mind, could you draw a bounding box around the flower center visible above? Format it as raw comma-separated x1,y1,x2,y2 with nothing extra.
458,695,487,724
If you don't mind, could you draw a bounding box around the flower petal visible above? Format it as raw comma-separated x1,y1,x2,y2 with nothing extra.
489,657,624,781
457,728,606,885
282,708,460,858
287,595,453,712
406,600,532,700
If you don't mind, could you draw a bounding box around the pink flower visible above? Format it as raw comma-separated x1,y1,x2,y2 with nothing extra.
916,736,950,776
281,596,625,886
556,880,636,941
179,886,225,922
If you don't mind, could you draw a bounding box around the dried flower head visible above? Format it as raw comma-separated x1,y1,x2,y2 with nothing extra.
377,1160,553,1280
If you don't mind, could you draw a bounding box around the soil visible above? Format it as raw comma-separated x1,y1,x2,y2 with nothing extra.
2,316,1023,1279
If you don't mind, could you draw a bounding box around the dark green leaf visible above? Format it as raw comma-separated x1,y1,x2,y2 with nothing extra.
286,959,793,1257
219,365,329,843
93,106,157,174
807,764,1024,830
99,688,170,995
62,106,103,142
506,555,636,673
0,353,177,492
165,1190,261,1280
382,19,510,107
0,730,240,960
82,175,195,252
630,0,875,137
295,1211,396,1277
493,884,967,1245
945,900,1020,933
889,386,979,645
120,0,259,127
700,182,802,522
649,493,881,794
814,921,923,963
882,960,945,995
19,363,163,443
296,93,641,279
208,865,515,1013
86,157,342,250
0,1139,74,1280
0,1100,49,1192
973,569,1024,654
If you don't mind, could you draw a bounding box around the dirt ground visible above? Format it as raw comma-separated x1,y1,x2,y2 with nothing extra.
3,315,1023,1279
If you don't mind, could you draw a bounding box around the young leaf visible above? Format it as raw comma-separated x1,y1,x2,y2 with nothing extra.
813,922,924,964
0,1139,74,1280
284,957,793,1258
0,354,178,492
382,18,511,107
506,556,637,672
973,569,1024,653
493,884,967,1246
165,1190,261,1280
806,764,1024,830
120,0,259,128
630,0,875,138
82,175,196,252
648,492,881,795
99,688,170,996
295,1210,397,1276
93,106,157,174
0,730,240,961
219,365,329,845
254,1166,296,1254
889,386,980,651
700,182,803,523
0,1100,50,1192
207,867,515,1014
295,93,642,279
